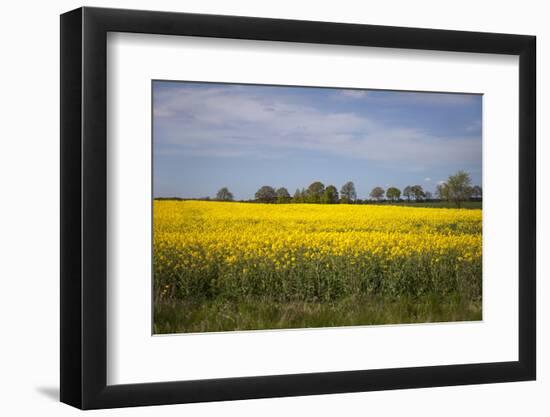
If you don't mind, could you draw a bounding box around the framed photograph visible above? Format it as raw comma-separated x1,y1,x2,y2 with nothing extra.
60,6,536,409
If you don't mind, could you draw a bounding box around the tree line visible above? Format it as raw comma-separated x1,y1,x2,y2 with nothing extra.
213,170,481,208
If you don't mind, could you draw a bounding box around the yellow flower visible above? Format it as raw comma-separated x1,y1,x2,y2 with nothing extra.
153,200,481,290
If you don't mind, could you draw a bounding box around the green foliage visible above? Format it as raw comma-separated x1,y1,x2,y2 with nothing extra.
322,185,339,204
446,170,473,208
276,187,291,203
340,181,356,203
403,185,412,201
154,296,482,333
386,187,401,201
436,182,448,200
370,186,385,201
305,181,325,203
228,172,479,206
255,185,277,203
155,246,481,306
410,185,425,201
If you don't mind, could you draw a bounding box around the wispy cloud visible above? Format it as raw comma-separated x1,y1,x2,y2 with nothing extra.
366,91,480,107
153,84,481,169
338,89,369,99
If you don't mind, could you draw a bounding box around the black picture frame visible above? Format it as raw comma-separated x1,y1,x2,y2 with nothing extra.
60,6,536,410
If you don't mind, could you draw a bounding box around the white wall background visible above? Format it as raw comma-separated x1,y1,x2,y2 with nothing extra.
0,0,545,415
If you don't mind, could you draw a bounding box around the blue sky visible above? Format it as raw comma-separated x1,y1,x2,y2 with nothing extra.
153,81,482,200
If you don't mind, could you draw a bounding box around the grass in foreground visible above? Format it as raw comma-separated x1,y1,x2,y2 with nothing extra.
154,296,482,334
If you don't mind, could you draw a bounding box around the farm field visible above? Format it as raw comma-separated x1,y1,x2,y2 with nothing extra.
153,200,482,333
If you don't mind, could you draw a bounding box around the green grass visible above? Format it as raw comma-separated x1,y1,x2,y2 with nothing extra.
154,295,482,334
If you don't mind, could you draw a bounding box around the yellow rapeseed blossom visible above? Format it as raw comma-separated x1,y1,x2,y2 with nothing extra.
153,201,482,301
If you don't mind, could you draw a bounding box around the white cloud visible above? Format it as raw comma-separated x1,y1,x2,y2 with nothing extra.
154,85,481,168
338,89,369,99
378,91,479,106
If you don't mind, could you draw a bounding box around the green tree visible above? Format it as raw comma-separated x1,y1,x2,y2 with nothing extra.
293,188,303,203
322,185,339,204
410,185,425,201
403,185,412,201
446,170,473,208
435,182,448,200
276,187,291,203
369,186,385,201
216,187,234,201
340,181,356,203
306,181,325,203
255,185,277,203
386,187,401,201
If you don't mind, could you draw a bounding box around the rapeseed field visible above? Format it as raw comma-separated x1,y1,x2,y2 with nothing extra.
153,201,482,333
